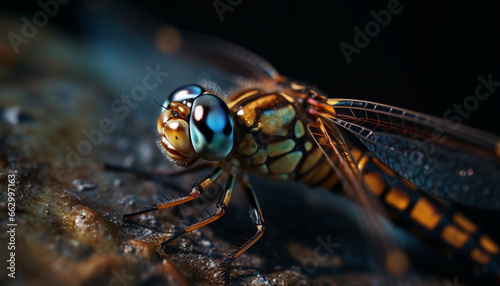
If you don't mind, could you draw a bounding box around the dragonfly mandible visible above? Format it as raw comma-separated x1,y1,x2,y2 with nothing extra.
91,3,500,285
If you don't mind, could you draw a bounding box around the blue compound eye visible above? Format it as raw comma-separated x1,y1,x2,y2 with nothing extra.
189,94,234,161
163,84,204,110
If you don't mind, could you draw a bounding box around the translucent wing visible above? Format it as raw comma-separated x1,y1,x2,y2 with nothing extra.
308,118,412,279
79,1,278,100
309,98,500,209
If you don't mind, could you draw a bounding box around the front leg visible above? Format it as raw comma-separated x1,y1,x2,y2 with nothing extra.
160,172,235,248
122,165,224,221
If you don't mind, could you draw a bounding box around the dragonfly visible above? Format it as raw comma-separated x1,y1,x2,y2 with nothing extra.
90,2,500,285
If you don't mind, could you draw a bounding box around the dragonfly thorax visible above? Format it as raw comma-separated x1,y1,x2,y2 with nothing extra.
229,88,337,188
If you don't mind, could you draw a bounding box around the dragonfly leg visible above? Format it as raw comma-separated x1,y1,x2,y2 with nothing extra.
123,165,224,221
222,178,265,285
160,172,235,248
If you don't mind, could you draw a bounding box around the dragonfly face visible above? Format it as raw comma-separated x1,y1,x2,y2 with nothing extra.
157,84,235,166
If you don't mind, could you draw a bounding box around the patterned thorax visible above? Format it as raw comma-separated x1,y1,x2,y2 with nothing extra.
229,88,337,188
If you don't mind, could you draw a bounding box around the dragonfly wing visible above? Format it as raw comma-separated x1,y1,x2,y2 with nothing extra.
178,30,279,85
307,118,411,277
312,98,500,209
79,1,278,100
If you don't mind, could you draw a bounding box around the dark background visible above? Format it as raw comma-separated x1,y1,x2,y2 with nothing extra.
3,0,500,134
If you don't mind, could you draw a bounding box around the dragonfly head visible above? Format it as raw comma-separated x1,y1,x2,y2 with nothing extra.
157,84,234,166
